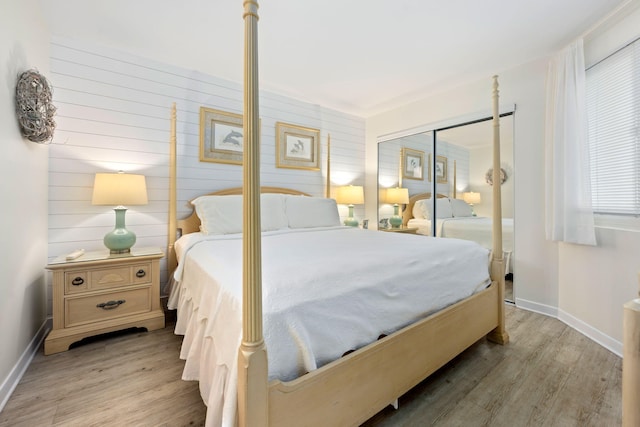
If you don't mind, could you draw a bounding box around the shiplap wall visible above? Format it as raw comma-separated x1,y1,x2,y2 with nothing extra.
47,36,365,298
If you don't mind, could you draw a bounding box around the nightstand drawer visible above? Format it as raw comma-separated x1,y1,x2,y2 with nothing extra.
64,271,88,293
65,287,152,328
46,249,164,355
90,266,131,290
64,262,152,294
131,263,152,285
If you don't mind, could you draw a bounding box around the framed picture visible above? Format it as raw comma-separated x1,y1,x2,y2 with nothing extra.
200,107,244,165
276,122,320,170
402,147,424,180
429,154,448,183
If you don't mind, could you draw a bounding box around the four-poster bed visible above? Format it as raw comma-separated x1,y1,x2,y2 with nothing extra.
166,2,508,425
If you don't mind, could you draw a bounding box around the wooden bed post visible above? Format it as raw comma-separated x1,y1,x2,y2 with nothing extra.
326,134,331,198
487,75,509,345
238,1,268,426
398,148,403,187
453,160,457,199
167,102,178,275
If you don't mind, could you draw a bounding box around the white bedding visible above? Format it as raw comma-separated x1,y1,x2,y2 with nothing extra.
408,217,514,273
169,226,491,426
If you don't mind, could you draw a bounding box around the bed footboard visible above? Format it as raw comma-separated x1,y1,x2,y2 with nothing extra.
268,282,499,427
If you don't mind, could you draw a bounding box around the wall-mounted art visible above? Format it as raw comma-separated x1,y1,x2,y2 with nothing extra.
485,167,508,185
276,122,320,170
200,107,244,165
430,154,448,183
15,69,56,143
402,147,424,180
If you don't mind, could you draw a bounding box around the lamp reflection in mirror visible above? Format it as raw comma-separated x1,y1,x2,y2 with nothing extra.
386,187,409,228
92,172,148,254
336,185,364,227
463,191,481,216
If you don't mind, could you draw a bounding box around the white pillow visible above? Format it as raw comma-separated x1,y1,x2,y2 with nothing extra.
261,193,289,230
450,198,474,217
412,198,453,219
191,193,287,235
434,198,453,218
285,196,341,228
413,199,428,219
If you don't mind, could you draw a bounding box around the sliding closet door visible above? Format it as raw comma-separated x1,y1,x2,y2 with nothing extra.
377,113,515,302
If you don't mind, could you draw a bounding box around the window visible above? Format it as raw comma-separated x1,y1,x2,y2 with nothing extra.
586,37,640,216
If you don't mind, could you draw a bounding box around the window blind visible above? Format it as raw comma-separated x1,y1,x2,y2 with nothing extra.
586,38,640,215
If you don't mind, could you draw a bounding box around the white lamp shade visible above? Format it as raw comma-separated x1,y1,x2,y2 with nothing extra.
92,173,148,206
463,191,481,205
386,187,409,204
336,185,364,205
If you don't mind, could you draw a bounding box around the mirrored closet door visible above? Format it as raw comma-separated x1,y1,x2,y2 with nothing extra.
377,114,515,302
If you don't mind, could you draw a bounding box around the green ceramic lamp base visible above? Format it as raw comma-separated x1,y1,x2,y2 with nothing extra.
104,207,136,254
389,204,402,228
343,204,359,227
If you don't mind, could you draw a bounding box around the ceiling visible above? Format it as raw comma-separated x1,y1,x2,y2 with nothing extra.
39,0,624,117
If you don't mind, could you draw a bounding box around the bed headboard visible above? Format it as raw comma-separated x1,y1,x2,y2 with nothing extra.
167,100,331,277
177,186,311,236
402,192,448,226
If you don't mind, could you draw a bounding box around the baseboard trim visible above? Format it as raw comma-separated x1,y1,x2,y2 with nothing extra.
0,318,51,412
515,298,622,358
558,309,623,357
514,297,559,317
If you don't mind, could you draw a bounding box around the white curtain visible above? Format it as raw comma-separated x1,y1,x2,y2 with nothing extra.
544,38,597,246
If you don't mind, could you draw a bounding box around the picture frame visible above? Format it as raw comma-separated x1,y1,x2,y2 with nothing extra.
199,107,244,165
402,147,424,180
276,122,320,170
429,154,448,183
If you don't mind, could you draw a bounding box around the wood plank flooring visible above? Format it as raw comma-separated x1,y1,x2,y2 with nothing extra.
0,305,621,426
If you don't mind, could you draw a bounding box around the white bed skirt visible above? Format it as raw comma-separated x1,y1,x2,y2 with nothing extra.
170,281,239,427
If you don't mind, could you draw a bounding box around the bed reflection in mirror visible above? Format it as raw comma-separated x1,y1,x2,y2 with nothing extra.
377,114,514,302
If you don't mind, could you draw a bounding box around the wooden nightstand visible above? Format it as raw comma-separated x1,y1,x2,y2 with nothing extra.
379,226,419,234
44,247,165,355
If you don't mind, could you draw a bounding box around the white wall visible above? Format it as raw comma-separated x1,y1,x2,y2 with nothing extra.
557,3,640,353
47,37,366,295
469,139,514,219
366,58,559,319
0,0,50,410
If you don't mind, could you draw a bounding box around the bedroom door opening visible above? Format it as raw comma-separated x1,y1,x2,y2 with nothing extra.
377,113,515,303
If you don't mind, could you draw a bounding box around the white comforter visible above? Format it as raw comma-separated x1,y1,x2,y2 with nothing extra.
169,226,490,426
408,217,513,274
407,217,513,251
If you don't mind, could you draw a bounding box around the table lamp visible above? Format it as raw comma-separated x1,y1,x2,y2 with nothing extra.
463,191,481,216
386,187,409,228
336,185,364,227
92,172,148,254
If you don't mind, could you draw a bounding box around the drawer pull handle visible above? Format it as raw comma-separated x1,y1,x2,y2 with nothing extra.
96,300,126,310
136,269,146,278
71,277,84,286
